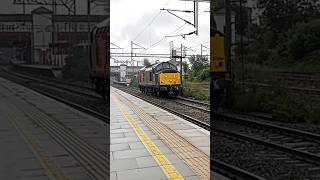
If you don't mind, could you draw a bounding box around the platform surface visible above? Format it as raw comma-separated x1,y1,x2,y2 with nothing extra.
110,87,210,180
0,77,107,180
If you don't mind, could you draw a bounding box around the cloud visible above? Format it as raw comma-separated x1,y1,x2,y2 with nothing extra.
110,0,210,65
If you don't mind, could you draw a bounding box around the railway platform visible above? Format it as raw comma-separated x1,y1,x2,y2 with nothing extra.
110,87,210,180
0,77,108,180
11,63,62,78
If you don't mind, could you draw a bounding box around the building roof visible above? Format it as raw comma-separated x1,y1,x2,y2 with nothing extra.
31,7,52,14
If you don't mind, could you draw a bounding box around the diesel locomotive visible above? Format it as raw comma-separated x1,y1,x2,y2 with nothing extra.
138,61,181,97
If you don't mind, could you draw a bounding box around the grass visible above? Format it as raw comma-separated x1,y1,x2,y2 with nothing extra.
232,84,320,124
182,81,209,101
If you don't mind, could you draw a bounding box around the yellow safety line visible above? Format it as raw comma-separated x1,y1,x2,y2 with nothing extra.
112,96,184,180
0,99,69,180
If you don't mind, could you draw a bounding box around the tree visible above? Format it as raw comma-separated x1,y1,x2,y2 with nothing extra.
62,50,89,81
258,0,320,34
188,55,209,78
176,61,190,75
287,19,320,60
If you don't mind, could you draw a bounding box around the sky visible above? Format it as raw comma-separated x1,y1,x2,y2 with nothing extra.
111,0,210,66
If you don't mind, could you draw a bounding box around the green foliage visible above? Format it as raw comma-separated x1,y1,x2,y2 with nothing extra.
245,18,320,70
176,61,190,75
182,81,209,101
196,67,210,81
62,51,89,81
287,19,320,60
232,85,320,124
233,92,267,113
188,55,209,79
257,0,320,33
130,76,139,88
182,86,209,101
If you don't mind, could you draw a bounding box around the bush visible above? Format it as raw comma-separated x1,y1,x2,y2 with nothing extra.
182,85,209,101
130,76,139,88
287,19,320,61
196,67,210,81
62,51,89,81
232,84,320,124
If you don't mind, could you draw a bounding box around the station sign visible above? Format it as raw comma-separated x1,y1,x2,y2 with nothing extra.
113,59,131,64
210,36,226,72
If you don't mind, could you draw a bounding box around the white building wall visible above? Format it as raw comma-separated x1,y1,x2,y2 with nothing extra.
119,65,127,82
32,12,52,64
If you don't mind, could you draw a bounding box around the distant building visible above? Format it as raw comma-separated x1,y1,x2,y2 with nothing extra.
110,65,143,82
0,7,107,67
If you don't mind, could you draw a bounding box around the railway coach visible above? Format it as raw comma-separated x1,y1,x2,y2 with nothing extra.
138,61,181,97
89,19,109,99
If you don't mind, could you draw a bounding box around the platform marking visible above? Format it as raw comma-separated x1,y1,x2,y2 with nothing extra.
0,93,69,180
112,96,184,180
113,88,210,180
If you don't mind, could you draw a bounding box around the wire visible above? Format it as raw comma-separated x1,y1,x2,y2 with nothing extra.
189,41,209,48
119,0,171,52
164,6,210,36
140,6,209,53
132,11,162,41
132,0,171,42
141,23,186,52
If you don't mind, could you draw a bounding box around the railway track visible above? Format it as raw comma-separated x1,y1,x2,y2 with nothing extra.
5,69,320,179
242,71,320,97
214,113,320,179
242,81,320,97
112,84,210,126
114,84,320,179
212,159,266,180
0,67,109,123
5,66,98,97
112,85,266,179
0,68,109,179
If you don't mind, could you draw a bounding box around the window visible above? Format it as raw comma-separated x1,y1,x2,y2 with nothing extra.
163,63,169,69
170,64,177,70
156,64,162,72
149,72,152,81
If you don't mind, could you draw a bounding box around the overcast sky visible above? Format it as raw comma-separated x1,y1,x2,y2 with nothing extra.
111,0,210,66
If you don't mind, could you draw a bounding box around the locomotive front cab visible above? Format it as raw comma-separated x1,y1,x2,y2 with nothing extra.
155,62,181,97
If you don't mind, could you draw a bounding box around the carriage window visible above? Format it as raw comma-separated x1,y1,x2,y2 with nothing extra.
170,64,177,70
149,72,152,81
156,64,162,72
163,63,169,69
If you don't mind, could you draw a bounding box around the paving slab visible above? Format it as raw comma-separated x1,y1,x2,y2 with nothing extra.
111,87,209,179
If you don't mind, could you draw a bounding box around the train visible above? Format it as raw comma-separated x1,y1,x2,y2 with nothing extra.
138,61,181,97
89,19,109,99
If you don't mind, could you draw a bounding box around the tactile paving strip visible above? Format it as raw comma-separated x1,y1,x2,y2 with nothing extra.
0,85,69,180
113,96,184,180
113,90,210,180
